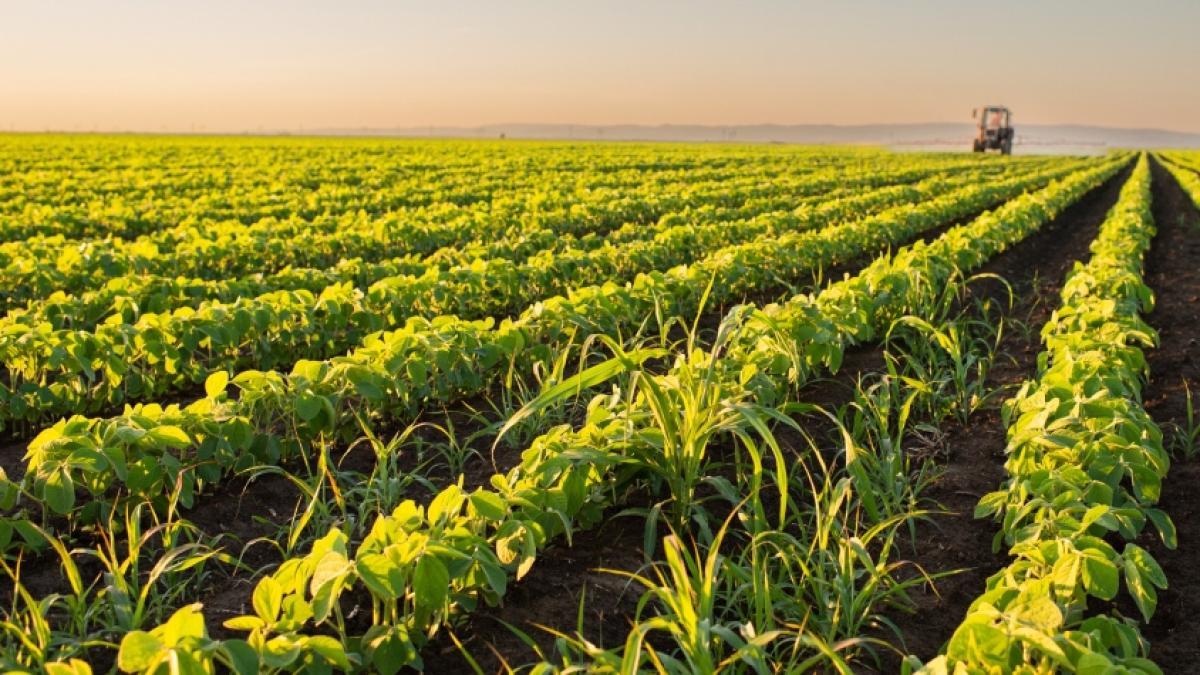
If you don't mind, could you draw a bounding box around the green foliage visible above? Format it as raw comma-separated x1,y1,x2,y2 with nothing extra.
0,138,1143,673
14,155,1107,527
924,154,1172,674
2,148,1063,433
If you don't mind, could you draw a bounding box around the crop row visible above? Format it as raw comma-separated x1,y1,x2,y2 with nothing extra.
5,140,965,245
0,138,863,242
0,170,799,308
10,157,1119,548
1160,154,1200,211
1160,151,1200,177
919,155,1172,674
0,162,828,261
0,160,1032,334
1,154,1011,308
108,155,1129,674
0,160,1085,433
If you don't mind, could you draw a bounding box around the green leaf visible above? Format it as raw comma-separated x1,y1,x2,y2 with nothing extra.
0,473,18,511
117,631,165,672
42,468,75,515
220,640,259,675
66,447,108,473
1145,508,1178,550
356,553,404,600
146,425,191,449
412,554,449,615
354,379,384,401
405,360,427,384
295,393,323,422
260,636,301,669
1125,544,1167,588
1075,650,1116,675
1080,552,1119,600
252,576,282,623
305,635,351,670
157,603,207,643
222,616,265,632
469,489,508,520
480,559,508,598
205,371,230,398
368,625,419,675
1122,548,1160,623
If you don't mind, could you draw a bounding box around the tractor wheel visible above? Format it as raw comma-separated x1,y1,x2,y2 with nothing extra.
1002,139,1013,156
972,140,983,153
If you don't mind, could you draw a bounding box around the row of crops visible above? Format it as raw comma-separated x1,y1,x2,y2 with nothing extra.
1,136,1198,673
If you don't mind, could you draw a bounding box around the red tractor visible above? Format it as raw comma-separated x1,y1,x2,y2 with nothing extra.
972,106,1014,155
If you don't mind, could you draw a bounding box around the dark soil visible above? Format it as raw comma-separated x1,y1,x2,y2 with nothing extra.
876,161,1134,668
0,166,967,452
3,176,1031,643
190,396,532,636
0,437,23,480
414,164,1136,673
416,346,891,674
420,510,652,673
0,161,1142,672
1136,157,1200,672
692,174,1067,345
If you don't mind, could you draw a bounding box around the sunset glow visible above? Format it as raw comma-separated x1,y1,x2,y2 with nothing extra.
4,0,1198,133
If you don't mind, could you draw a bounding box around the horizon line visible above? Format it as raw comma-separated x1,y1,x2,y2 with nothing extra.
3,120,1199,138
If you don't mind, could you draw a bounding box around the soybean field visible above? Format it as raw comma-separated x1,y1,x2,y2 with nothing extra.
1,135,1199,674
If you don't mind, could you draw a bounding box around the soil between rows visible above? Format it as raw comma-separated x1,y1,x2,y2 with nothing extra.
0,181,989,491
416,347,889,673
0,163,994,454
0,161,1139,672
419,163,1136,673
0,180,1039,647
873,159,1132,669
185,187,1006,643
1134,157,1200,672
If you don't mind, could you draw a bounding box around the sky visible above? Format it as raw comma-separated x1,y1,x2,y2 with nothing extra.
2,0,1198,134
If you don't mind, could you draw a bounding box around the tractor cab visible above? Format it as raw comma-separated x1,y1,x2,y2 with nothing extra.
973,105,1014,155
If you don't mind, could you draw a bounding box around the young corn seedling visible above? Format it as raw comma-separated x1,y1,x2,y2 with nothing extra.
339,417,431,528
88,505,224,635
1168,381,1199,460
0,525,107,669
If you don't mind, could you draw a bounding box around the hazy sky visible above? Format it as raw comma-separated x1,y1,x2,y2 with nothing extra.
3,0,1198,133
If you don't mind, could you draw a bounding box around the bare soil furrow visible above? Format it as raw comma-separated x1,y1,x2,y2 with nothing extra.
1136,157,1200,672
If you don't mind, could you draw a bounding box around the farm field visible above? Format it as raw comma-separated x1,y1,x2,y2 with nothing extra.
0,135,1199,673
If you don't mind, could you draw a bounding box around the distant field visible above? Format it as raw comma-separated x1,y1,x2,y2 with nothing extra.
1,136,1198,673
895,142,1112,156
